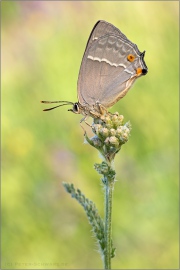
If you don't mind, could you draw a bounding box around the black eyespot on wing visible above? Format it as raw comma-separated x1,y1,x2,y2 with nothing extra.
142,69,148,75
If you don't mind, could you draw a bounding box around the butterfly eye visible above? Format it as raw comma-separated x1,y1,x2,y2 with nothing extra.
127,54,135,62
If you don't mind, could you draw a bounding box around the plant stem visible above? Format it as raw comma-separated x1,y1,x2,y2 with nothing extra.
104,162,114,269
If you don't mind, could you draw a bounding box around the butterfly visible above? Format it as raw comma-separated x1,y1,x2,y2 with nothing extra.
42,20,148,122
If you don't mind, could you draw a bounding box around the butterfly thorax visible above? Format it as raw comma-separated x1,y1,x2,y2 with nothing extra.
69,102,108,119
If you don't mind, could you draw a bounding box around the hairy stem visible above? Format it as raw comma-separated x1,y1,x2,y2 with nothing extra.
104,165,114,269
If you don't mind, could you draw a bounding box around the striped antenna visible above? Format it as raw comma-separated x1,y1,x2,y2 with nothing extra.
41,101,74,111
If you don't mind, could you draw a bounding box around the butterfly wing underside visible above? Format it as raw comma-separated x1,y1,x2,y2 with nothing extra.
77,20,147,108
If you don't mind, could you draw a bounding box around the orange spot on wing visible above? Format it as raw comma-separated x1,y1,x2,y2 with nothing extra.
136,68,142,76
127,54,135,62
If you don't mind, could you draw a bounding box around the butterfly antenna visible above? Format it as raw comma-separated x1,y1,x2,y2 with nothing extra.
41,101,74,111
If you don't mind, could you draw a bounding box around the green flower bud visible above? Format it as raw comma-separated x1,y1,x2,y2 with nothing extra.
99,127,109,138
121,133,129,142
120,126,130,135
112,114,118,121
104,115,111,124
113,112,119,117
115,124,131,144
92,124,102,135
110,128,116,136
105,136,119,147
116,127,123,136
109,136,119,147
110,113,124,128
118,115,124,123
106,123,113,130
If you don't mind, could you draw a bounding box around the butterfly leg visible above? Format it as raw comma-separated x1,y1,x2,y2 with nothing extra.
96,102,109,116
89,110,101,119
80,116,92,127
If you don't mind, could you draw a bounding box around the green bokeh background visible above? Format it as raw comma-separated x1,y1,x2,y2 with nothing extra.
2,1,179,269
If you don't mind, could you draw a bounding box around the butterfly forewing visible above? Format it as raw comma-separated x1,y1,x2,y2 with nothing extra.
84,20,128,53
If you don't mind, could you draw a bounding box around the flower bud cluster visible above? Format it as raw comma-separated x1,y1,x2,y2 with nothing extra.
85,112,131,162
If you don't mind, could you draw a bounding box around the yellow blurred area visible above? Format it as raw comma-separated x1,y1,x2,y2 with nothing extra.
2,1,179,269
5,127,34,157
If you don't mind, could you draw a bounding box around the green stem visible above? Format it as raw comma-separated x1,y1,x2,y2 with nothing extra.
104,164,114,269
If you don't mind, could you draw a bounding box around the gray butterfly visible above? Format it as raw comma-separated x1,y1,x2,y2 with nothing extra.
42,20,148,121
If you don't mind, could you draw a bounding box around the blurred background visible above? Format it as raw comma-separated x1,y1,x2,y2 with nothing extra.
2,1,179,269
